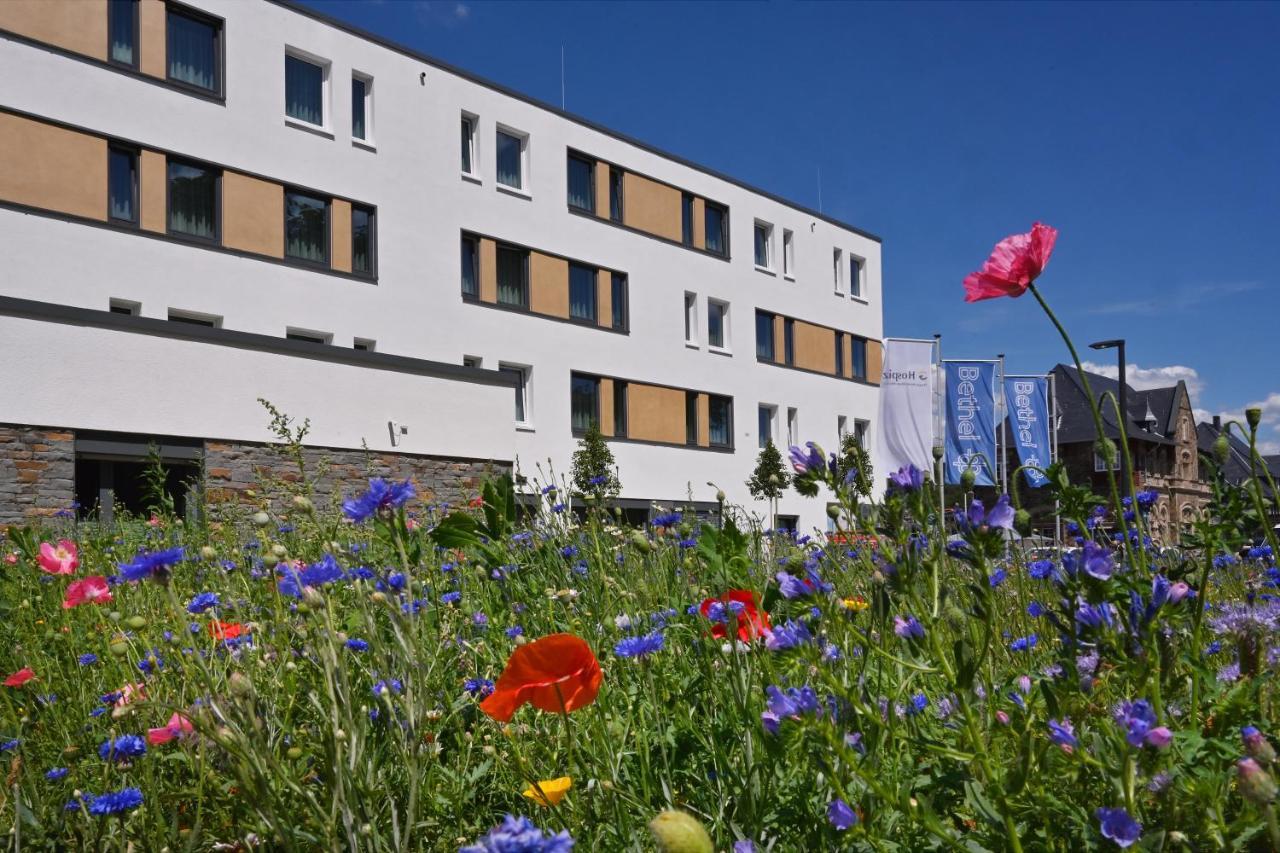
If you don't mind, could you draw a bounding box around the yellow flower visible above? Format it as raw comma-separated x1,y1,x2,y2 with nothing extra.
840,596,869,612
522,776,571,806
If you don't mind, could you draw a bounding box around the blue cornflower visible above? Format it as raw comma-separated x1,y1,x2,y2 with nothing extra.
505,625,524,639
1096,807,1142,847
88,787,144,816
989,568,1008,587
614,631,665,659
384,571,407,591
0,739,18,752
186,592,220,613
118,547,185,582
346,638,369,652
372,679,404,697
764,619,812,651
1063,541,1116,581
472,611,489,628
347,566,376,581
98,735,146,763
78,653,98,667
652,512,682,528
441,591,462,605
907,693,929,715
1010,634,1038,652
828,798,859,830
278,554,345,598
342,478,415,523
464,678,495,698
1028,560,1059,582
45,767,68,781
460,814,574,853
893,615,925,639
1027,602,1045,618
561,545,579,559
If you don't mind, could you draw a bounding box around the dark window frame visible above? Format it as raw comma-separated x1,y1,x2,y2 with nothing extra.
707,394,733,449
461,114,477,175
783,318,795,366
754,222,771,268
460,233,480,298
284,52,327,127
495,243,530,309
704,200,729,257
165,1,225,98
566,153,595,213
107,143,139,227
755,310,775,361
165,155,222,245
613,380,628,438
835,332,844,377
570,372,601,436
351,75,369,141
610,272,628,331
350,203,376,278
107,0,140,70
500,364,529,424
609,167,624,223
685,391,699,446
496,128,525,191
283,188,331,268
707,300,726,349
681,193,694,246
286,330,329,345
851,336,868,381
568,262,598,323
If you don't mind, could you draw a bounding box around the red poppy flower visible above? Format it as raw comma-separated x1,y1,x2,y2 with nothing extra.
963,222,1058,302
208,620,244,641
63,576,112,609
479,633,603,722
4,667,35,688
699,590,771,643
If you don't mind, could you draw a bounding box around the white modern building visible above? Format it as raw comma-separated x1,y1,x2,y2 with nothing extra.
0,0,884,531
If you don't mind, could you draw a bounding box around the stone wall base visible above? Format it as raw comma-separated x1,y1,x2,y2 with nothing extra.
0,425,75,525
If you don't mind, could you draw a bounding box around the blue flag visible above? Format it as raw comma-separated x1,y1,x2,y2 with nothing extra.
1004,376,1052,488
944,362,997,486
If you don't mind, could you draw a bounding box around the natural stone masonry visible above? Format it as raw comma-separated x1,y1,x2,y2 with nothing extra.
0,424,76,525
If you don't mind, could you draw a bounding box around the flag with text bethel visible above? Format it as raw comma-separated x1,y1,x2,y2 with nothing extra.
944,361,997,486
1004,376,1052,488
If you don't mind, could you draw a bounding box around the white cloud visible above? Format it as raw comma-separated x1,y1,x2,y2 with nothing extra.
1196,393,1280,455
1086,281,1261,316
412,0,470,27
1080,360,1205,398
454,3,470,19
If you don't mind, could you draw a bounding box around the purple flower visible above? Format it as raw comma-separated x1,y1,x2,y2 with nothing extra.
1242,726,1278,763
733,842,758,853
1075,600,1114,631
345,638,369,652
1048,718,1077,749
828,798,858,830
460,814,574,853
956,495,1015,532
88,787,144,816
893,615,925,639
464,678,494,698
888,464,924,492
342,478,415,523
1095,807,1142,847
789,442,825,476
98,735,146,763
1028,560,1059,582
1114,699,1164,749
765,620,813,651
1009,634,1037,652
614,631,665,659
118,547,185,582
186,592,220,613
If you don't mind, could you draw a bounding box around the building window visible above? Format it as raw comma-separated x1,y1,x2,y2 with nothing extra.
755,310,775,360
835,333,844,377
169,310,219,327
758,404,775,449
783,318,795,366
754,221,772,269
353,338,375,351
285,53,326,127
833,248,844,294
611,273,628,331
684,292,698,345
567,154,594,212
284,189,329,265
786,407,798,447
108,0,138,68
681,193,694,246
783,229,794,277
496,245,529,308
704,202,727,256
286,329,330,344
614,381,628,438
108,145,138,225
850,255,863,298
707,299,728,350
838,415,848,440
685,392,699,446
351,74,372,142
462,355,482,368
569,263,597,322
854,419,869,449
609,167,624,222
709,395,733,448
167,5,221,95
351,204,375,276
571,373,599,434
851,337,868,380
500,364,530,425
109,299,139,315
1094,452,1120,472
461,113,477,176
167,159,219,242
461,235,479,298
496,128,526,191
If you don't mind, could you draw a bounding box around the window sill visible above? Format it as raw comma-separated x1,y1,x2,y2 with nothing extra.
496,183,532,201
461,172,482,185
516,424,536,433
783,274,796,282
833,290,846,298
708,345,732,357
850,295,869,305
754,265,776,277
352,139,377,153
685,341,700,350
285,117,334,139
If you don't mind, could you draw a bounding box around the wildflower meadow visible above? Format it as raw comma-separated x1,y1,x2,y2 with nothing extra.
3,224,1279,851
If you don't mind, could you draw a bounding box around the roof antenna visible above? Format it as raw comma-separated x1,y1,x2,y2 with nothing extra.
817,165,823,213
560,45,565,109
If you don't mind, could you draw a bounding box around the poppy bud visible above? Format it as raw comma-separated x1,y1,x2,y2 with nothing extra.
631,533,653,553
252,511,271,527
228,672,253,699
1095,438,1117,466
271,544,287,558
370,591,387,604
108,611,122,622
1238,757,1278,804
1213,434,1230,464
199,546,217,560
1243,727,1277,764
827,504,842,520
648,810,714,853
302,587,325,606
960,468,976,490
1247,408,1263,430
716,490,726,503
1014,509,1031,533
109,642,129,657
292,495,314,512
126,616,146,630
262,554,279,569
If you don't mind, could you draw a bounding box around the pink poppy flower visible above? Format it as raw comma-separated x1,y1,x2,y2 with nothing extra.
115,683,147,707
37,540,78,575
4,667,35,688
3,553,17,565
963,222,1058,302
147,515,162,527
147,712,195,746
63,576,113,609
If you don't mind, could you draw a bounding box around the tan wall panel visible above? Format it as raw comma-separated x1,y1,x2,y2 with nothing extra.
138,0,166,78
139,149,166,232
330,199,352,272
867,339,884,384
842,333,854,378
599,378,614,437
794,321,837,375
772,315,786,364
0,0,107,61
529,252,569,318
692,197,705,250
622,172,682,242
0,113,106,221
479,238,497,303
628,384,687,445
596,269,612,328
593,161,609,218
696,393,710,447
222,172,283,258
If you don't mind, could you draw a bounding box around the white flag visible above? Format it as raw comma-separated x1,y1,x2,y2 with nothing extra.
876,339,935,474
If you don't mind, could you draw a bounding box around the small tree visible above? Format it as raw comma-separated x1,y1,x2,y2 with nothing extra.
747,441,790,529
835,433,874,502
570,422,621,503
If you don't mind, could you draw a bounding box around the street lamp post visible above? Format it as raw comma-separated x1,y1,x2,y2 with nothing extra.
1089,339,1129,497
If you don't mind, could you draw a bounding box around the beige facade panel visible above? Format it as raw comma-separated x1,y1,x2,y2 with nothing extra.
330,199,352,272
478,238,497,303
842,333,854,378
222,172,283,258
529,252,569,318
622,172,682,243
599,378,615,437
867,339,883,385
696,393,710,447
0,0,108,62
692,196,706,250
794,321,836,375
596,269,612,328
139,150,166,233
0,112,106,221
772,315,786,364
139,0,166,78
593,161,609,218
627,383,687,445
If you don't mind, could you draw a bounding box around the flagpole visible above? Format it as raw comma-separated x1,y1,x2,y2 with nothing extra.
997,353,1008,495
1050,371,1061,550
934,333,944,521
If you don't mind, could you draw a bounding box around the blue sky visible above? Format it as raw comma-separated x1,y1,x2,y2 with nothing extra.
302,0,1280,447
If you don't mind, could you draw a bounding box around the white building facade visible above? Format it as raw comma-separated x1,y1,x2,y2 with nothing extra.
0,0,884,531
